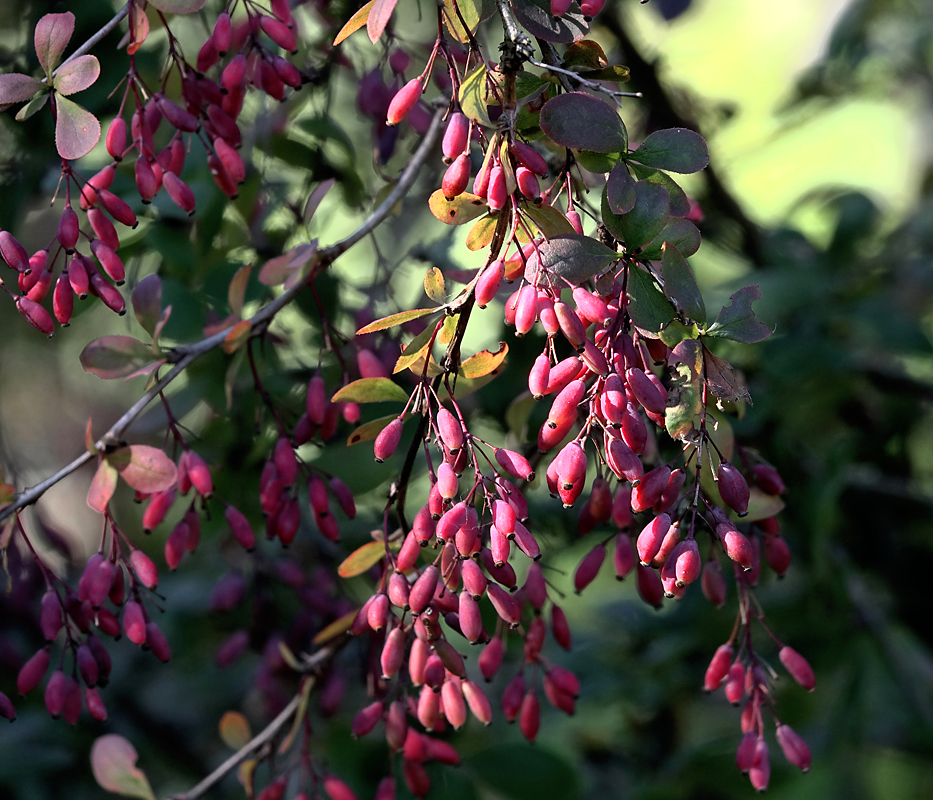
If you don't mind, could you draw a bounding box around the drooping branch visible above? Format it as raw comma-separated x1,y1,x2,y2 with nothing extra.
0,106,446,525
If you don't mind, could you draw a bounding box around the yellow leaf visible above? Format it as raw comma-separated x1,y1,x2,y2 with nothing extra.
333,0,375,45
338,540,387,578
313,610,357,644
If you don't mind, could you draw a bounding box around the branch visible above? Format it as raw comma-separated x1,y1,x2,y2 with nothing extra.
0,106,446,525
165,640,346,800
47,4,131,81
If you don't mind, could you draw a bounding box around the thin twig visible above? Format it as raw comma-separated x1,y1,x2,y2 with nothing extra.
0,106,446,525
528,57,642,100
165,641,345,800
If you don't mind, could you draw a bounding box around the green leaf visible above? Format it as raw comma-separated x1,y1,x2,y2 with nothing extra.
459,342,508,378
109,445,177,493
148,0,208,13
428,189,489,225
524,233,618,286
80,336,158,380
606,163,636,214
34,13,74,77
346,414,398,447
52,55,99,96
333,0,375,45
505,391,536,438
423,266,446,304
539,92,627,154
575,150,618,173
394,321,439,373
659,319,699,348
631,127,710,174
87,459,118,513
459,65,494,128
14,92,49,121
331,378,409,404
665,364,702,441
510,0,590,44
0,73,45,105
626,266,677,334
357,307,438,334
660,242,705,323
90,735,156,800
132,275,162,337
563,40,607,70
442,0,481,43
580,65,631,83
465,215,498,250
705,285,773,343
602,180,670,250
54,94,100,161
523,203,577,238
639,218,701,260
338,541,387,578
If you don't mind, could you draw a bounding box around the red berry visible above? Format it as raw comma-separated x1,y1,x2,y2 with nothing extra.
386,79,422,126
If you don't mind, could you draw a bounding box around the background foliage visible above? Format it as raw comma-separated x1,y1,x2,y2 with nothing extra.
1,0,932,798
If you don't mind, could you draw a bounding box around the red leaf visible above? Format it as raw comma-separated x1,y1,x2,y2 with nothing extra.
258,243,317,286
87,459,118,513
90,734,155,800
0,73,45,105
110,446,177,494
367,0,398,43
54,95,100,161
34,12,74,77
53,55,100,97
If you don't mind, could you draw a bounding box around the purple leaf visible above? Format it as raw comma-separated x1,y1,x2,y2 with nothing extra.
131,275,162,337
80,336,157,380
34,12,74,77
54,95,100,161
0,73,45,105
110,446,178,494
53,55,100,97
540,92,627,154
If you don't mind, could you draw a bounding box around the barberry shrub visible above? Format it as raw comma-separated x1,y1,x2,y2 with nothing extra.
1,0,932,798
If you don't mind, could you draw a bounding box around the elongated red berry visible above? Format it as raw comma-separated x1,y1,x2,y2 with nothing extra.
475,259,504,308
574,544,606,593
749,736,770,791
701,558,727,607
387,79,422,126
374,418,403,462
704,644,734,691
212,11,232,54
487,165,507,211
779,645,815,691
16,296,53,335
162,171,196,215
519,691,540,742
260,15,297,52
775,723,811,772
17,648,50,695
718,461,750,516
512,141,548,175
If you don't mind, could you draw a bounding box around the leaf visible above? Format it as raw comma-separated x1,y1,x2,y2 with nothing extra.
459,65,494,129
303,178,336,223
394,322,439,374
626,266,677,334
90,735,156,800
219,711,251,750
367,0,398,42
438,313,459,345
602,180,670,250
563,40,608,70
661,242,706,323
87,459,118,513
151,306,171,354
80,336,158,379
228,264,251,317
630,165,691,217
126,2,149,54
639,218,701,260
14,92,49,121
672,338,703,381
465,215,498,250
258,243,317,286
505,391,535,438
606,163,636,214
334,0,375,45
0,73,45,105
34,13,74,77
85,418,99,455
539,92,627,154
223,319,252,353
338,541,386,578
665,364,702,441
54,95,100,161
147,0,208,13
424,267,446,304
347,414,398,446
703,345,752,404
659,319,699,349
524,233,618,286
313,610,357,644
109,445,177,493
581,65,631,83
576,150,619,173
459,342,508,379
510,0,590,44
743,487,785,523
132,275,162,336
705,285,773,344
631,127,710,174
428,189,489,225
357,307,438,334
52,55,99,96
442,0,482,43
332,377,409,404
523,204,576,238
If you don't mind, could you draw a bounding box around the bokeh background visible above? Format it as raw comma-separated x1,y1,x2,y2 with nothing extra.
1,0,932,798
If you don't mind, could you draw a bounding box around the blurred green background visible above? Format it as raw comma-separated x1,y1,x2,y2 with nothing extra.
1,0,932,798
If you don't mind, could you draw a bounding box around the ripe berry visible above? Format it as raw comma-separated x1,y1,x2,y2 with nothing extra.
386,79,422,126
